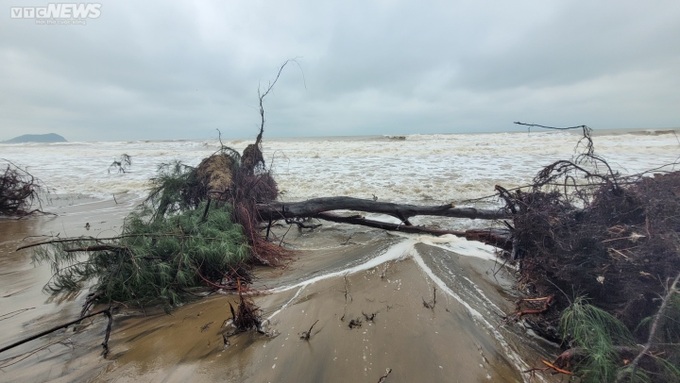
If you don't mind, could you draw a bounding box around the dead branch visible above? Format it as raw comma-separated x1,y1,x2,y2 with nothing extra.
316,212,512,249
16,233,222,252
423,287,437,310
506,295,554,322
257,59,302,146
108,154,131,174
514,121,587,131
256,197,512,247
377,368,393,382
0,308,113,357
315,212,465,236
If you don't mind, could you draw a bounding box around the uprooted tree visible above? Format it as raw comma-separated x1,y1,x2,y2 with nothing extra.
2,62,297,358
25,114,285,309
22,61,509,310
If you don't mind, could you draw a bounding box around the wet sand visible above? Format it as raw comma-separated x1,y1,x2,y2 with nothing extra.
0,198,558,383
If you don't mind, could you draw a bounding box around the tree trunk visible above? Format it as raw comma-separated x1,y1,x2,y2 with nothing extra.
256,196,509,222
256,197,512,249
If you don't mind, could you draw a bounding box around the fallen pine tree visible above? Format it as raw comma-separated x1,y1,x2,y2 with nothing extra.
0,62,513,360
21,158,511,308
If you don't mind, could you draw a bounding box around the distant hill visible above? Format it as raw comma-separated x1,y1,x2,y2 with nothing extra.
3,133,67,143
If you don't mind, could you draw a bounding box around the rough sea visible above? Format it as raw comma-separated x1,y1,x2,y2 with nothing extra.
2,130,677,204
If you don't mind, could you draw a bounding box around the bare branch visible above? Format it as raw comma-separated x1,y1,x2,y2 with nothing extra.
514,121,588,131
257,59,303,145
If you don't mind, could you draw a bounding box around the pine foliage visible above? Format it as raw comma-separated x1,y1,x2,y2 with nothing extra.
559,296,680,383
34,202,249,308
31,139,287,309
559,297,634,382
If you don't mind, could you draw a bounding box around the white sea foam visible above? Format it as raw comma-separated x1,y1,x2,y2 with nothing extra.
1,131,677,205
410,248,534,381
268,239,415,295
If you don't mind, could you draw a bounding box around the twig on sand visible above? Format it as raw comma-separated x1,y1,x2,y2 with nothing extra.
423,287,437,310
377,368,393,382
299,319,319,341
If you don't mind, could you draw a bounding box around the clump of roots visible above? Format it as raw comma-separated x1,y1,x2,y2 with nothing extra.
221,281,275,346
229,287,263,333
147,143,286,267
0,160,42,216
500,126,680,382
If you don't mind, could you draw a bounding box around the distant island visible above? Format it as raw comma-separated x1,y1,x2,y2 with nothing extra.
3,133,67,143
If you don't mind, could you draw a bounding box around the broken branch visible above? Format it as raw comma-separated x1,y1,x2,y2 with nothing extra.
0,308,112,357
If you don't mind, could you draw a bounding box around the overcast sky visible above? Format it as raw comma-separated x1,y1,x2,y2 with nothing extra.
2,1,679,141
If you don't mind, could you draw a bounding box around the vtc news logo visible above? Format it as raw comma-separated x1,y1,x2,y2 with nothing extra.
10,3,101,24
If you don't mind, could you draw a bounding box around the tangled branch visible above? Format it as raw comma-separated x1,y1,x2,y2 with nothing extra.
0,160,42,216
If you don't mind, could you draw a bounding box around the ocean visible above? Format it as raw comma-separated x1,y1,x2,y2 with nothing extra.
2,130,677,204
0,130,678,382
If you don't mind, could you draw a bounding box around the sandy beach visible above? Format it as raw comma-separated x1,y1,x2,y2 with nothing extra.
0,195,560,383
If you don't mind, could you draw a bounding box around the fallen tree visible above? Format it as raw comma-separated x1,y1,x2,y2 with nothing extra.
23,163,510,308
1,63,295,359
19,60,510,311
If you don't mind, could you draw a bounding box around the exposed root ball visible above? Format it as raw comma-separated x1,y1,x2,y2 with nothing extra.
511,171,680,342
195,152,237,198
